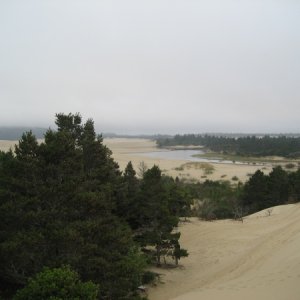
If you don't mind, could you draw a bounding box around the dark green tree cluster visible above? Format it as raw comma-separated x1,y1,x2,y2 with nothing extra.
188,166,300,220
187,180,242,220
157,134,300,157
115,165,191,267
242,166,300,213
0,114,190,299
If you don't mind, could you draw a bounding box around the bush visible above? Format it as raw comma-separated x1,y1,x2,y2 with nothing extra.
13,266,99,300
197,200,216,221
142,271,158,284
285,163,296,169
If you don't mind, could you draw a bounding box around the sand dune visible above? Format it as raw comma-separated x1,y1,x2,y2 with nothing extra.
148,204,300,300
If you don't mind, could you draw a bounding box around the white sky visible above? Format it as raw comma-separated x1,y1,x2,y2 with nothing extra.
1,0,300,134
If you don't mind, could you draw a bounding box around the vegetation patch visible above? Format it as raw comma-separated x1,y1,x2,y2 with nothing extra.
174,166,184,171
285,163,296,169
178,162,215,175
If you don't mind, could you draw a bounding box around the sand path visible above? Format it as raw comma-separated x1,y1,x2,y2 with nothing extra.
148,204,300,300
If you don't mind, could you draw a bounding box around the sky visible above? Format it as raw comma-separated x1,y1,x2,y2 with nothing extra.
0,0,300,134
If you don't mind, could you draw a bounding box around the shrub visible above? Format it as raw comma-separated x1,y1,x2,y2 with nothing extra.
142,271,158,284
13,266,99,300
285,163,296,169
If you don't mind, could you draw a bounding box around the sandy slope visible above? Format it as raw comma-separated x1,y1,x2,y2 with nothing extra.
148,204,300,300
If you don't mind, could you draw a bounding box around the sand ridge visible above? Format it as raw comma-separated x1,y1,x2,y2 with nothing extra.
148,204,300,300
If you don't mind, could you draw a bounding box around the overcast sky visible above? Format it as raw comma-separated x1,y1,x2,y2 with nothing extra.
0,0,300,134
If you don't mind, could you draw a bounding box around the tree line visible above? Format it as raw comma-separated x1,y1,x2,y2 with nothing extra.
0,114,190,300
157,134,300,157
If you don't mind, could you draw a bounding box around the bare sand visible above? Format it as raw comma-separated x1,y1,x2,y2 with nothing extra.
148,204,300,300
0,140,17,152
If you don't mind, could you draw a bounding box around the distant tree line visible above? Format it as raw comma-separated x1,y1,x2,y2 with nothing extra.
157,134,300,158
0,127,47,140
0,114,190,300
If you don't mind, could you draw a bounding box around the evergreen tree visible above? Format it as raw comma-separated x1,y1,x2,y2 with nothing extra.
288,168,300,202
0,114,146,300
115,161,139,227
242,170,269,212
267,166,289,206
135,166,187,266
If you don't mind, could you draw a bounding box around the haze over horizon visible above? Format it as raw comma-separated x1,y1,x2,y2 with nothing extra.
1,1,299,135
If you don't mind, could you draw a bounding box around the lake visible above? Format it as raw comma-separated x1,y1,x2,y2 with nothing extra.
136,149,249,165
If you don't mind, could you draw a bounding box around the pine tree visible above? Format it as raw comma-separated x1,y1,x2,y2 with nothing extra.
0,114,146,299
135,165,187,266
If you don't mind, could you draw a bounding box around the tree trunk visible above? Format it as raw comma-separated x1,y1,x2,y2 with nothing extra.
156,245,161,267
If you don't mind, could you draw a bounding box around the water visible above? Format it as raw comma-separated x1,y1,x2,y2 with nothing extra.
136,149,251,165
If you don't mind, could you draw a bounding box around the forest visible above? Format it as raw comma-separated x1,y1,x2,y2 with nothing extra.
0,114,190,300
1,114,300,299
156,134,300,158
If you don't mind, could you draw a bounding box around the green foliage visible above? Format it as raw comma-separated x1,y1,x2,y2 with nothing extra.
13,266,99,300
0,114,145,299
242,167,290,213
188,166,300,220
242,170,269,212
285,163,296,169
173,247,189,265
133,166,189,266
142,271,158,284
0,114,196,298
115,161,139,226
194,180,237,220
288,169,300,202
